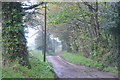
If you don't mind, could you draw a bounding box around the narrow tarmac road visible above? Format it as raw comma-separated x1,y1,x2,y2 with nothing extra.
47,56,118,79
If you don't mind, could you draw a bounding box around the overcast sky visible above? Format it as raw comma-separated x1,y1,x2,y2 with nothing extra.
24,1,61,50
25,27,38,50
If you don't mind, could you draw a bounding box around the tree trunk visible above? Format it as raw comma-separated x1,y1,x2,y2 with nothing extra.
2,2,31,68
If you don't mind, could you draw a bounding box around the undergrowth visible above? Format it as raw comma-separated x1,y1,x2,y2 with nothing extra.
2,50,54,78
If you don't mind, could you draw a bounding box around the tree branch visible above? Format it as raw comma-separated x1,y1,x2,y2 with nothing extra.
23,2,44,10
83,2,96,12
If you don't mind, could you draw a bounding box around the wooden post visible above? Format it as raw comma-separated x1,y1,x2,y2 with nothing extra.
44,2,47,62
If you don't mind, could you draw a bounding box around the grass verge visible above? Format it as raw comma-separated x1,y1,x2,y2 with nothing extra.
60,51,119,74
2,50,54,78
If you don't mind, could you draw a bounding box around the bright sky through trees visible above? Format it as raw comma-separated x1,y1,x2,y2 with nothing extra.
25,27,37,50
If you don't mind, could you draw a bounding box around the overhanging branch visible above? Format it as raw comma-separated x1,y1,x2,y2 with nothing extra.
83,2,96,11
23,2,44,10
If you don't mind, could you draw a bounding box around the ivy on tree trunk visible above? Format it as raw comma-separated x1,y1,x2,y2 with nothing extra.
2,2,31,69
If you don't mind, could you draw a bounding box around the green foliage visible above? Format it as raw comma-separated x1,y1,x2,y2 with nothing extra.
29,50,43,61
35,34,54,54
47,8,72,24
47,2,120,70
2,50,54,78
3,67,23,78
0,65,2,80
2,2,54,79
101,2,119,34
103,67,119,74
2,2,30,67
47,3,88,24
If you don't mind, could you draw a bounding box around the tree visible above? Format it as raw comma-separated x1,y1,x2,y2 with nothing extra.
47,2,119,68
2,2,31,68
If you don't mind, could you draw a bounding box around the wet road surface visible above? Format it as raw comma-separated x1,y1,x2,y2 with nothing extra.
47,56,118,78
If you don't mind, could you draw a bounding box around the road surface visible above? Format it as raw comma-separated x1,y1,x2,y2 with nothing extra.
47,56,119,79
